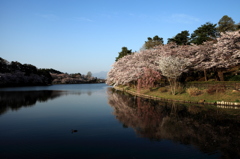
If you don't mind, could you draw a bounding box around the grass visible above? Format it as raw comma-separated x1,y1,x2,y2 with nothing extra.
187,81,240,84
121,85,240,103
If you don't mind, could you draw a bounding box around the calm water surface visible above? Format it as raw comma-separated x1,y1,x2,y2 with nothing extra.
0,84,239,159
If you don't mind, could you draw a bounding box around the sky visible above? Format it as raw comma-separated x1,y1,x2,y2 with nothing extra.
0,0,239,75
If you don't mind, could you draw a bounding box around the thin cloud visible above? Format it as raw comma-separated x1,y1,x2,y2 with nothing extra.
167,14,200,24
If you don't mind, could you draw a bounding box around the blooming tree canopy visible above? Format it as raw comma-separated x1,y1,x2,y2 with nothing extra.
106,47,162,86
107,30,240,88
158,56,190,95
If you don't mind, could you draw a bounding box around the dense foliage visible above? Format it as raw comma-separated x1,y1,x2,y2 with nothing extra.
109,15,240,90
217,15,236,33
115,47,133,61
168,30,190,45
190,22,218,45
143,35,164,49
0,58,53,87
107,30,240,88
0,58,104,87
158,56,190,95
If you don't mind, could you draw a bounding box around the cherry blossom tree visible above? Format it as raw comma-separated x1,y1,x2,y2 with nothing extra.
107,48,162,87
158,56,190,95
137,67,161,92
186,41,215,81
209,30,240,80
107,30,240,91
107,43,195,88
190,30,240,81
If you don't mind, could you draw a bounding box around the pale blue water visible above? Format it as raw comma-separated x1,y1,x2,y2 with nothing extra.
0,84,239,159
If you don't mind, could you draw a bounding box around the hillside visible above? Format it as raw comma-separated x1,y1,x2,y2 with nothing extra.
0,57,105,87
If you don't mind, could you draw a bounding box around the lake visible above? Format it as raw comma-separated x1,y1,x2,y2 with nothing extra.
0,83,239,159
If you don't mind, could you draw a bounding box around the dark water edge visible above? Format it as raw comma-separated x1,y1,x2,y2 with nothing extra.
0,84,239,159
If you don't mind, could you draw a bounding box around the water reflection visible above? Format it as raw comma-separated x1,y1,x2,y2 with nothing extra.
0,91,62,115
0,89,94,115
107,88,240,158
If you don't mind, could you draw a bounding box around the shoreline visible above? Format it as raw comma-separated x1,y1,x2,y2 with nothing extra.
113,86,240,107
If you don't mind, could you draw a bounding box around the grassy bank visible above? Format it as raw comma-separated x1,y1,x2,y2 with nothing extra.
115,85,240,104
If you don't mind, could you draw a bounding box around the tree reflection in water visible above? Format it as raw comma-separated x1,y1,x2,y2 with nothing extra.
0,88,94,116
107,88,240,159
0,90,63,115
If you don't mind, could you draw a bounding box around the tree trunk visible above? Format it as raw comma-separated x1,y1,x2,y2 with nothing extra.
168,78,176,95
217,70,224,81
137,79,142,93
204,69,208,81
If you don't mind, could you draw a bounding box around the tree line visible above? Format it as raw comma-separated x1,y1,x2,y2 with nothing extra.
108,15,240,95
51,71,104,84
0,58,53,87
116,15,240,61
0,58,104,87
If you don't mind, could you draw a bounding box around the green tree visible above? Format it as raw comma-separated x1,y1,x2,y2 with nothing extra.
144,35,163,49
87,71,92,78
0,57,9,73
167,30,190,45
236,23,240,30
190,22,218,45
22,64,38,75
217,15,236,33
115,47,132,61
10,61,23,72
38,69,53,84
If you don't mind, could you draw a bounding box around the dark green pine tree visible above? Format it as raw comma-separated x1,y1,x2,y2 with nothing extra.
217,15,236,33
115,47,132,61
0,57,10,73
144,35,164,49
167,30,190,45
190,22,218,45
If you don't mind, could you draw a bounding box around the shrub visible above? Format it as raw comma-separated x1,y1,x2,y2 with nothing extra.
206,84,226,94
185,76,195,82
228,75,240,81
176,85,185,94
186,87,202,96
197,77,205,81
158,87,168,93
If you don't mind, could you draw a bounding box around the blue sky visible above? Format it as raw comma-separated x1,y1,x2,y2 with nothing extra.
0,0,239,75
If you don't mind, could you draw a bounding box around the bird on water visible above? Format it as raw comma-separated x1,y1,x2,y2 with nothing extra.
71,129,78,133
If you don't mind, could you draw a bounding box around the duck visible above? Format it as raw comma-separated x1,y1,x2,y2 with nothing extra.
71,129,78,133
